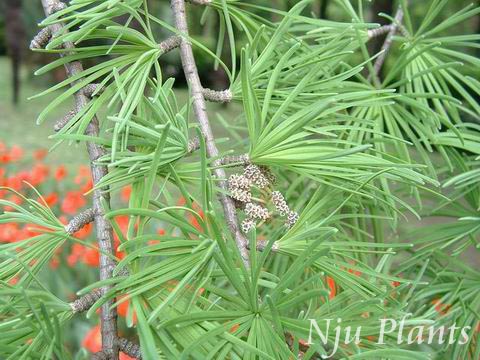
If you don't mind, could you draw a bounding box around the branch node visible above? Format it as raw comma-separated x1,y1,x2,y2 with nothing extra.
186,0,212,5
202,88,233,103
220,153,250,166
117,338,142,359
187,136,200,153
367,25,392,39
372,6,404,78
65,207,96,234
158,35,182,54
54,109,76,132
48,1,67,15
30,27,52,50
83,83,104,98
256,240,280,252
70,288,103,313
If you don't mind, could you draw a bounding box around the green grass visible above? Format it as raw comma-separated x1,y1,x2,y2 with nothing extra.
0,56,88,165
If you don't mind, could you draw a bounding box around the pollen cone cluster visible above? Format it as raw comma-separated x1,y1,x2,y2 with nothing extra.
227,163,298,233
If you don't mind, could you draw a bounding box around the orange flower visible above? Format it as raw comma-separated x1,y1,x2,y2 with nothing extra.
50,257,60,269
4,194,23,211
16,170,31,183
34,149,48,161
0,223,20,243
112,215,135,244
326,276,336,300
82,325,102,353
61,191,86,215
6,176,23,191
54,165,67,181
431,298,451,316
391,280,401,287
29,163,50,186
82,325,134,359
75,165,91,185
189,209,204,232
229,323,240,333
117,295,137,324
67,243,84,267
39,193,59,207
0,153,11,164
347,268,362,277
75,222,93,239
9,145,24,162
17,224,44,240
82,247,100,267
121,185,132,202
81,178,93,193
149,228,165,246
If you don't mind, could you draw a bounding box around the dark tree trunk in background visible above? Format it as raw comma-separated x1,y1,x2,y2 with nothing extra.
5,0,24,104
368,0,394,55
319,0,329,19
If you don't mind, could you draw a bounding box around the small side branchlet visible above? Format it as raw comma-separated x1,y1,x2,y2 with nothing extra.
70,288,102,313
202,88,233,103
187,136,201,153
65,208,96,235
54,109,76,132
83,83,103,98
367,25,393,39
186,0,212,5
47,1,67,15
159,35,182,54
220,153,250,166
30,27,52,50
117,338,142,359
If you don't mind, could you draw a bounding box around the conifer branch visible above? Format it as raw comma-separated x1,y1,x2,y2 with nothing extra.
159,35,182,54
70,288,102,313
38,0,119,358
171,0,250,266
65,208,96,235
186,0,212,5
83,83,103,98
54,109,75,132
202,88,233,103
30,27,52,50
372,6,404,78
187,136,201,153
367,24,393,39
117,338,142,359
219,153,250,166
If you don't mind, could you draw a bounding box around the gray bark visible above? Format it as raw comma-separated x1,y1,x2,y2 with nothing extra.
38,1,119,358
171,0,250,265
